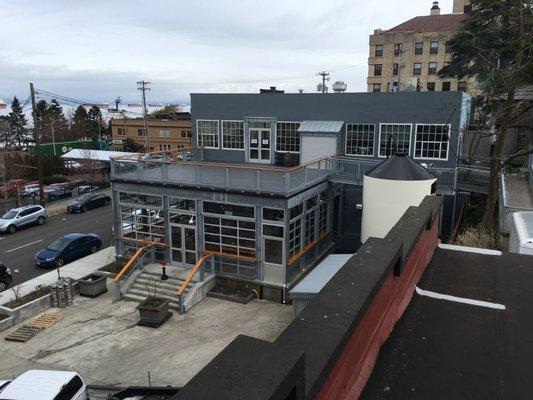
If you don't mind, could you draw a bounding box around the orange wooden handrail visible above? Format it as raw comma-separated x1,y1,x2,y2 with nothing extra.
114,243,156,282
198,250,257,263
176,252,215,297
117,236,167,248
287,230,332,266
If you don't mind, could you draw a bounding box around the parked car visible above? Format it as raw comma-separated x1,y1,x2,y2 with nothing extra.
64,160,82,169
0,370,87,400
20,183,40,197
35,233,102,268
0,205,49,234
71,185,99,196
67,193,111,213
0,262,13,292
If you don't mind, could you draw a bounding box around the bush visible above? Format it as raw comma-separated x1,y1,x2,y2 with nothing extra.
43,175,67,185
455,224,497,249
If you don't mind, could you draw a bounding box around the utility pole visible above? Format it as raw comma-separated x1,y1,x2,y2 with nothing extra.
137,81,150,151
30,83,45,206
114,96,122,111
317,71,330,93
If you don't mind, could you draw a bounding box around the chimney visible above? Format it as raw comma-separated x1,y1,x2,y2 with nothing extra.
430,1,441,15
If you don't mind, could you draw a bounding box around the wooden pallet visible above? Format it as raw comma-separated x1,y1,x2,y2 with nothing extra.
5,313,62,343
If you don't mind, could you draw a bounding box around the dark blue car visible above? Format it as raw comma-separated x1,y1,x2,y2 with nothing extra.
35,233,102,268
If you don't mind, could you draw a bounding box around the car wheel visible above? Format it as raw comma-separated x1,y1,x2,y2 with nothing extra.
0,281,6,292
55,258,65,268
7,225,16,234
82,205,88,212
90,245,98,253
36,216,45,225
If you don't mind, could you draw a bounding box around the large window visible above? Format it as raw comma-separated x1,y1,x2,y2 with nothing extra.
304,196,318,245
392,63,399,76
414,124,449,160
428,62,437,75
379,124,412,157
197,120,219,148
318,191,328,235
413,63,422,75
375,44,383,57
430,41,439,54
394,43,403,56
415,42,424,54
204,217,255,258
276,122,301,153
203,202,254,219
374,64,382,76
222,121,244,149
345,123,375,156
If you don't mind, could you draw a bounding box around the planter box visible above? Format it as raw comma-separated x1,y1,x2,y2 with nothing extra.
207,288,255,305
78,274,107,298
137,297,172,328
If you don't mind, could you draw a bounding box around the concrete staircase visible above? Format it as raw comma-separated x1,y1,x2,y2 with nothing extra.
123,265,216,313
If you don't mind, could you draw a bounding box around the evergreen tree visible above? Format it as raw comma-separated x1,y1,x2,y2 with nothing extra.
0,116,11,148
70,105,90,140
87,105,104,139
122,137,145,152
8,97,28,146
439,0,533,236
47,99,69,141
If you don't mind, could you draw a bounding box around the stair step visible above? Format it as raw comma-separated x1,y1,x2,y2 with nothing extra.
127,288,187,303
137,273,186,286
133,278,190,292
130,284,187,298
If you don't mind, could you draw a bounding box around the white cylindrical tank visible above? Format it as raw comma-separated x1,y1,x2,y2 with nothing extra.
361,155,436,243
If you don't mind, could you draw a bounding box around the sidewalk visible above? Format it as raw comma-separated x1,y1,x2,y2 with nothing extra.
0,246,115,305
45,189,112,217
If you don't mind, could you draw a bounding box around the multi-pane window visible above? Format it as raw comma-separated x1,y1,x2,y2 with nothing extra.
204,217,256,258
413,63,422,75
118,192,164,241
276,122,301,153
345,123,375,156
180,129,192,138
392,63,399,76
374,64,382,76
158,144,171,151
428,62,437,74
427,82,436,91
415,124,449,160
289,219,302,258
430,41,439,54
375,44,383,57
197,120,219,148
318,192,328,235
394,43,403,56
442,82,451,91
372,83,381,92
222,121,244,149
117,128,126,135
457,81,467,92
159,130,171,138
415,42,424,54
137,128,146,136
445,41,452,53
203,202,254,219
379,124,412,157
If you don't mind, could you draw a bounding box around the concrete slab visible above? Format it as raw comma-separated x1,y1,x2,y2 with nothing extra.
0,279,292,387
0,247,115,306
506,174,533,209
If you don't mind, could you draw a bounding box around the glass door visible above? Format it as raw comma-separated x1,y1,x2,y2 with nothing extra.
249,128,271,163
171,224,197,267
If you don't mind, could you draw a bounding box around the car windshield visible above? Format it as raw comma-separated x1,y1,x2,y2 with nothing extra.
2,211,18,219
46,237,71,252
76,194,92,202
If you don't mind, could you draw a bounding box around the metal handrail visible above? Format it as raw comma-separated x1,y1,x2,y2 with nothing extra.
114,243,156,283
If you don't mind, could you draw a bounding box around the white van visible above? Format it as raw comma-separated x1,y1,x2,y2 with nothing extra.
0,370,86,400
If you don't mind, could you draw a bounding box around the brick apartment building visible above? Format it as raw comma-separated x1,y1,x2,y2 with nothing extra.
367,0,478,95
110,113,192,152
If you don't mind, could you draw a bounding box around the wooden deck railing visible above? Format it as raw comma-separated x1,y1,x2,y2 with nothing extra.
113,243,156,283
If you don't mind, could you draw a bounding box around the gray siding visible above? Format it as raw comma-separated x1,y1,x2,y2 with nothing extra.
191,91,471,168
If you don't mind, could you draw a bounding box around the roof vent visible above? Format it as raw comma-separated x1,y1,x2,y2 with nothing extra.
430,1,441,15
259,86,284,94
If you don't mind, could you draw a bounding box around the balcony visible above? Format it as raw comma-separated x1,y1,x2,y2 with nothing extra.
111,150,331,197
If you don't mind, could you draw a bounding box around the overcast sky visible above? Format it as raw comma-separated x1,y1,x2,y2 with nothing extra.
0,0,453,104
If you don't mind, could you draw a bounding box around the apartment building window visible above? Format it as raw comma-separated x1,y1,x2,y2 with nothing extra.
415,42,424,54
197,120,219,148
442,82,451,91
372,83,381,92
159,129,171,138
415,124,449,160
305,198,317,245
413,63,422,75
180,129,192,138
276,122,301,153
427,82,436,91
222,121,244,149
394,43,403,56
379,124,412,157
445,41,453,53
137,128,146,136
457,81,467,92
430,41,439,54
375,44,383,57
374,64,382,76
158,144,172,151
345,123,375,156
392,63,399,76
117,128,126,135
428,62,438,74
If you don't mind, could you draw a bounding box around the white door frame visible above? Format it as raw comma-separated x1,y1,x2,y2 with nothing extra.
249,128,271,163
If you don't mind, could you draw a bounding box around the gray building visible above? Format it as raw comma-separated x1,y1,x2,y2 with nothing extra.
110,91,473,301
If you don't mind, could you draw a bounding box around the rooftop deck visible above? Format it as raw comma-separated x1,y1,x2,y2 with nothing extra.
110,152,490,196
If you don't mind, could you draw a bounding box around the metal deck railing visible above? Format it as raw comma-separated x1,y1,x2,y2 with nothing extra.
110,152,490,196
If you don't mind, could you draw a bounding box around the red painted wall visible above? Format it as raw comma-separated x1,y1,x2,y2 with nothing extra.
316,212,440,400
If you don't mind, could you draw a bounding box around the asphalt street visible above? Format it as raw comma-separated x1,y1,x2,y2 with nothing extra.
0,205,114,286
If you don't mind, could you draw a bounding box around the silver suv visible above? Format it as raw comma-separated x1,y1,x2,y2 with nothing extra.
0,205,49,234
